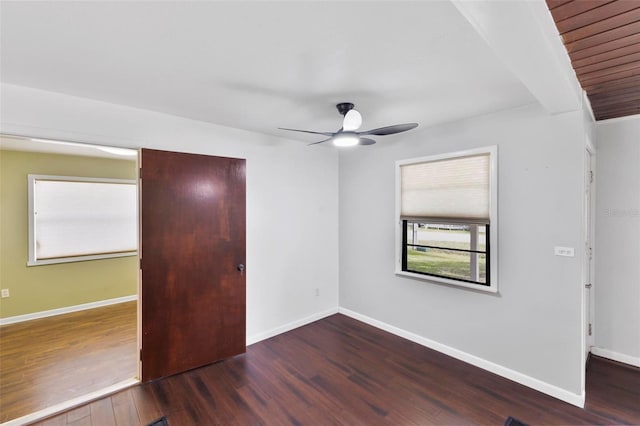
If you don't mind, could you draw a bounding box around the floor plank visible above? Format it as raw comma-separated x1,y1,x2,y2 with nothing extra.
0,301,137,422
25,314,640,425
89,398,117,426
111,390,141,426
65,405,90,424
38,415,66,426
130,384,163,425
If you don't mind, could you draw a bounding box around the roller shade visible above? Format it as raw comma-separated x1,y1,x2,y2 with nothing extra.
400,153,490,223
34,179,137,259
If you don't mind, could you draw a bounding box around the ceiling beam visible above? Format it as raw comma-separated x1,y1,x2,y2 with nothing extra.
451,0,583,115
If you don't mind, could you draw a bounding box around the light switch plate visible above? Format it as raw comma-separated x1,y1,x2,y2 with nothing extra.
554,246,575,257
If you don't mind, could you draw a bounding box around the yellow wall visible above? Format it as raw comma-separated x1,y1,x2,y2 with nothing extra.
0,149,138,318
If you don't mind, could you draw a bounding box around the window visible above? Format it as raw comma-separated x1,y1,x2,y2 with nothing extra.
28,175,137,266
396,146,497,292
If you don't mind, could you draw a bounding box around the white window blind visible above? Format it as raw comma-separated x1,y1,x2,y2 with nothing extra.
400,154,490,223
31,176,137,263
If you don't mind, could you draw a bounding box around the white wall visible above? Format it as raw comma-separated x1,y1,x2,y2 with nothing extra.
593,117,640,366
339,103,587,401
0,83,340,343
2,82,597,405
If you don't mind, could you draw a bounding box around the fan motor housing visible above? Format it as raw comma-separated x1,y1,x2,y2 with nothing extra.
336,102,355,116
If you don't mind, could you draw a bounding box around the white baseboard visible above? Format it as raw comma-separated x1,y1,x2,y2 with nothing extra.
591,347,640,368
0,378,139,426
338,307,585,408
246,307,339,346
0,295,138,326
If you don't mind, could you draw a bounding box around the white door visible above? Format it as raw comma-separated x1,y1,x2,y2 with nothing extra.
584,148,595,363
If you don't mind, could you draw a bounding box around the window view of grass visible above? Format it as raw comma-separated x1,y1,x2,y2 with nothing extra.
407,247,486,282
405,224,487,283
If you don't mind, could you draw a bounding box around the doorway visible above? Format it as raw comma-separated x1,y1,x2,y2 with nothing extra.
0,137,248,424
0,135,139,423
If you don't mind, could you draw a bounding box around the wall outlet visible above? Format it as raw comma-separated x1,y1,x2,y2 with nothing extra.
315,288,320,297
1,289,9,298
554,246,575,257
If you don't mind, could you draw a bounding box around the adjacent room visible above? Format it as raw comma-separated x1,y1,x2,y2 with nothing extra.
0,137,139,421
0,1,638,425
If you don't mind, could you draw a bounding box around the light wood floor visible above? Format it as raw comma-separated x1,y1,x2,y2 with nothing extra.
0,301,137,422
28,314,640,425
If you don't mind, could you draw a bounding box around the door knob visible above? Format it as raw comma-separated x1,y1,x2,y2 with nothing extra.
237,264,245,272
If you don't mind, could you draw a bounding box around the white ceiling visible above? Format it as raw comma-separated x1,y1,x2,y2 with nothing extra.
0,1,546,143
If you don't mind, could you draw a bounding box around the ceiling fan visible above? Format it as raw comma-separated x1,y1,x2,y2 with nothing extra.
279,103,418,147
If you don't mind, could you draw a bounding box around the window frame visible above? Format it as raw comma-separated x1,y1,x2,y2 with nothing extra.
402,221,490,285
27,174,138,266
395,146,498,293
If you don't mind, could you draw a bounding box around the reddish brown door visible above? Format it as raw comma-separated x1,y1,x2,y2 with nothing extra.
140,148,246,382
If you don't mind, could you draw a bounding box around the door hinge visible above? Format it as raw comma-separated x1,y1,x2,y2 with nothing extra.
589,170,594,183
588,323,592,336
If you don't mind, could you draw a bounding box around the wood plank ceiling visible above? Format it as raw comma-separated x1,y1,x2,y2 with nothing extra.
546,0,640,120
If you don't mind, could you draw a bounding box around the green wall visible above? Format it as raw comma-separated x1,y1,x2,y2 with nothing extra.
0,149,138,318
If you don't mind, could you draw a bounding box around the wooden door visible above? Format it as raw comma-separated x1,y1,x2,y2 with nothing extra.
140,148,246,382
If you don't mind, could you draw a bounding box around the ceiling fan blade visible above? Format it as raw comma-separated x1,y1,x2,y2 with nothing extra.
360,123,418,136
358,138,376,146
279,127,335,136
308,137,333,146
342,109,362,131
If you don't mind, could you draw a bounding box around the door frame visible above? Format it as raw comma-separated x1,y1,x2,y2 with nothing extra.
137,149,143,381
584,139,596,363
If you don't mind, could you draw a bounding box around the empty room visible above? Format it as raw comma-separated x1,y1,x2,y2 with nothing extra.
0,1,638,425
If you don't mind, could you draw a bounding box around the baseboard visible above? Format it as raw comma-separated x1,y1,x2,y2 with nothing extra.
591,347,640,368
338,307,585,408
0,378,138,426
0,295,138,326
246,307,339,346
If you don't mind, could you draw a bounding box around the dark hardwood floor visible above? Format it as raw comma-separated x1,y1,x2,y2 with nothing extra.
30,314,640,425
0,301,137,422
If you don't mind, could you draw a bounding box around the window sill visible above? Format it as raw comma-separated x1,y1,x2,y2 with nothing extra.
395,269,498,293
27,251,138,267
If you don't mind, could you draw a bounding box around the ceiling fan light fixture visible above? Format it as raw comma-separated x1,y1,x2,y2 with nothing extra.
279,102,418,147
342,109,362,131
332,134,359,147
